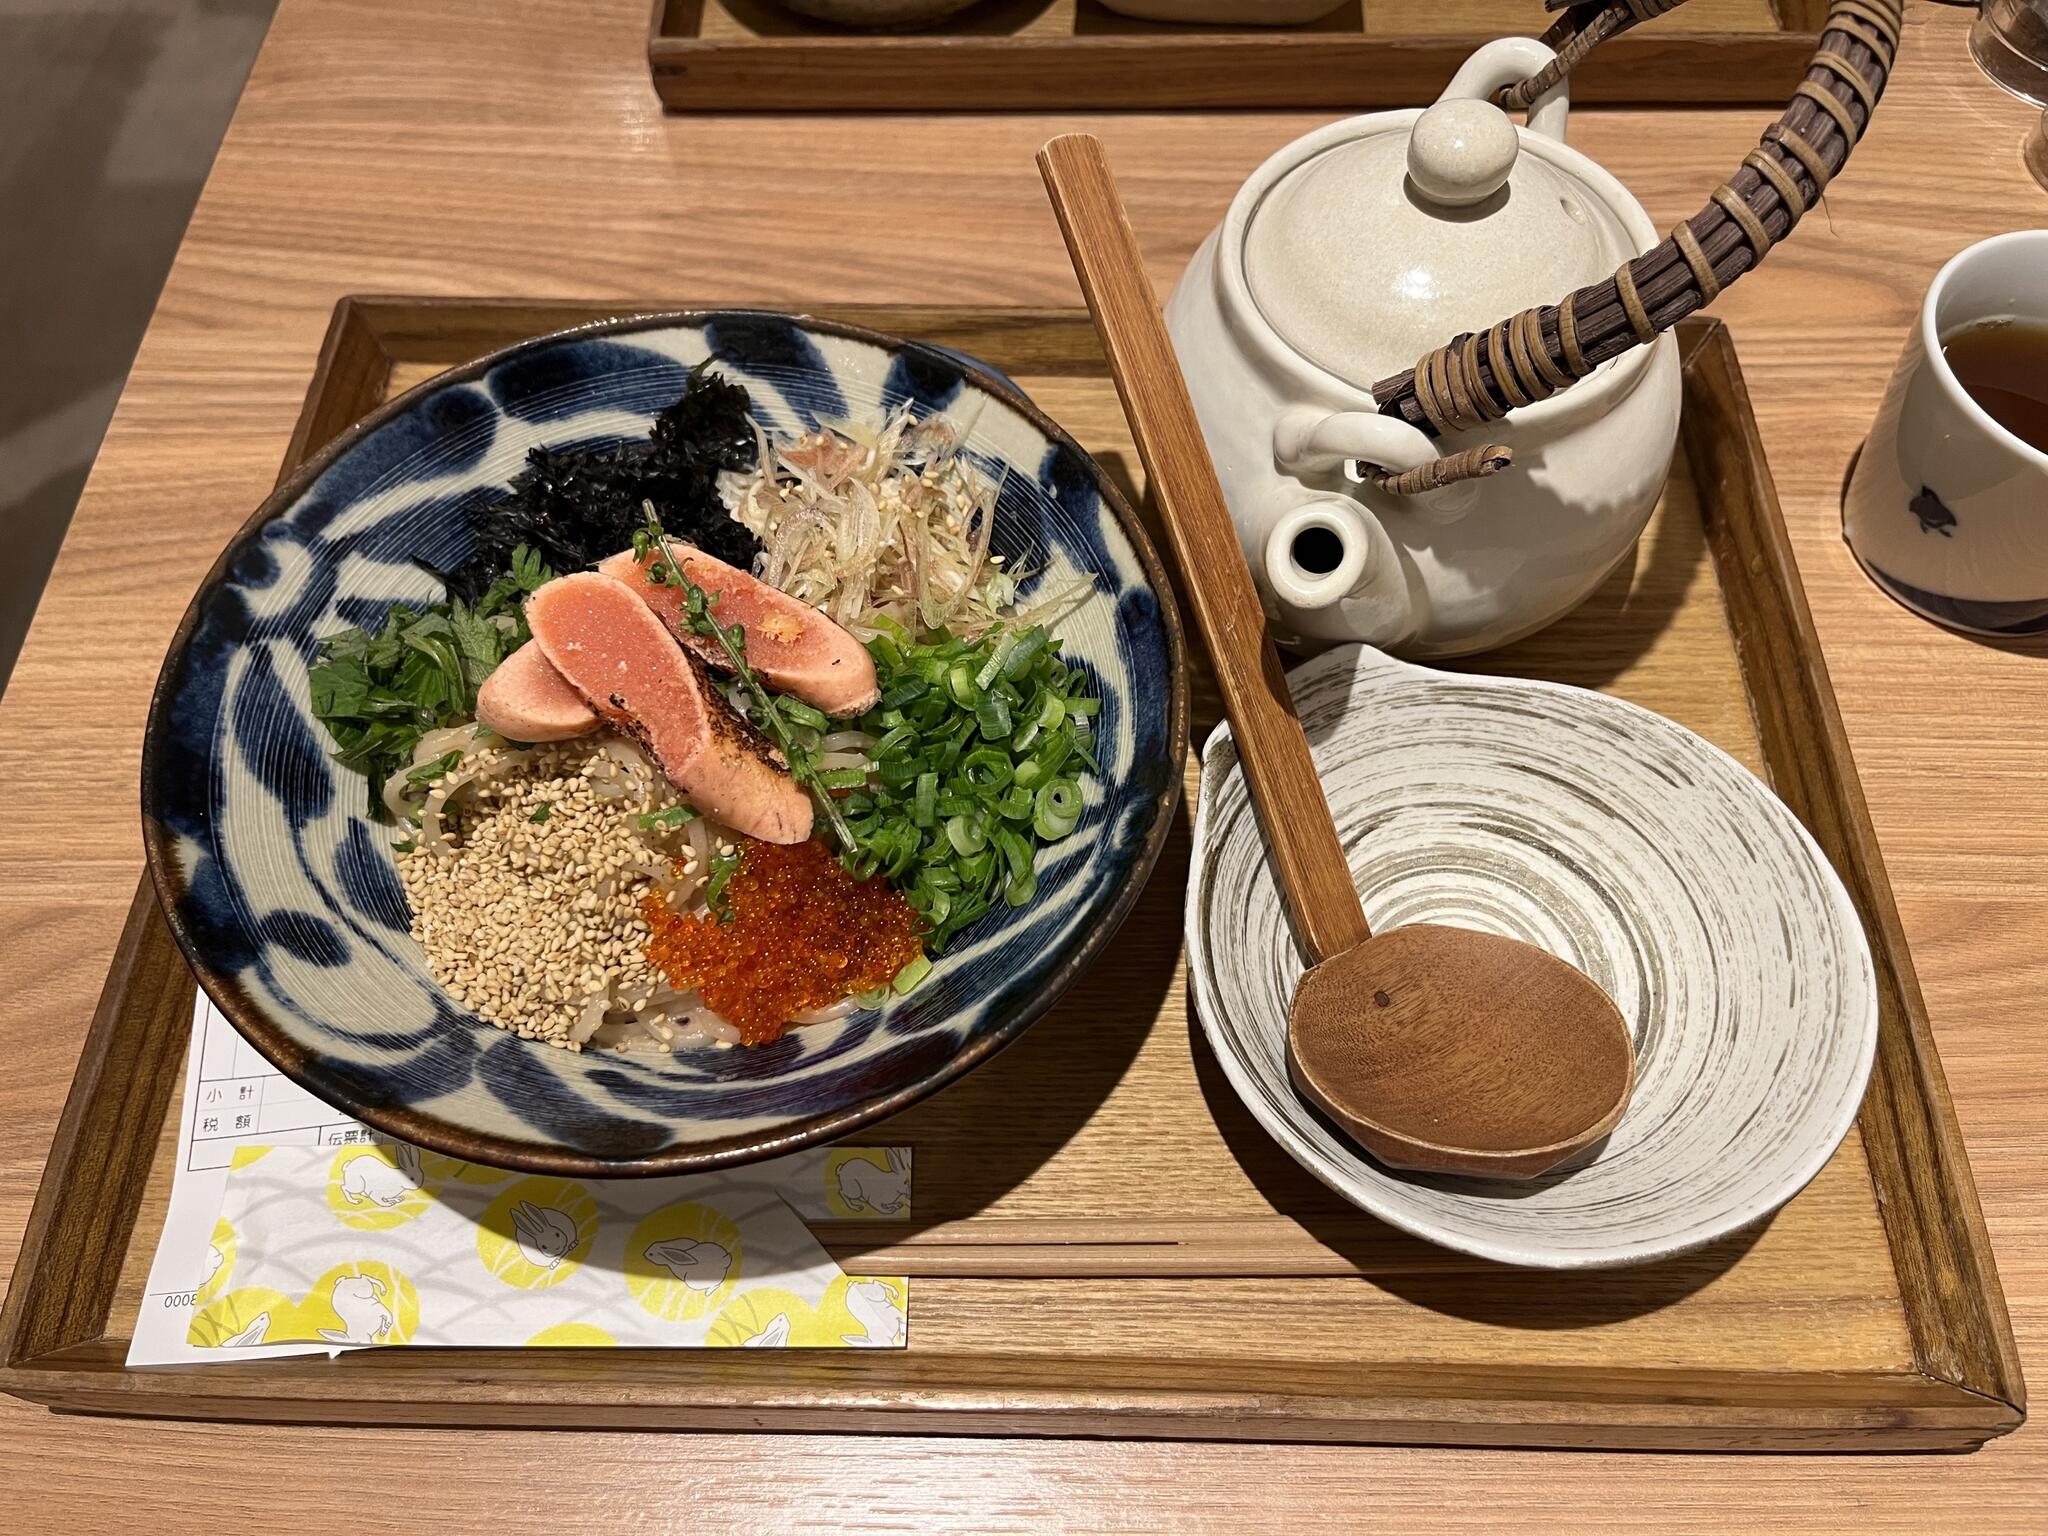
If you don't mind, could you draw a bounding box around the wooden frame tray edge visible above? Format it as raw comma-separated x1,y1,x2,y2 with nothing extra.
644,0,1824,112
1675,320,2025,1424
0,298,2022,1450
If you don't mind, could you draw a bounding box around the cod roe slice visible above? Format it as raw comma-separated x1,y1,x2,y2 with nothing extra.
476,639,599,743
599,543,880,718
525,572,812,845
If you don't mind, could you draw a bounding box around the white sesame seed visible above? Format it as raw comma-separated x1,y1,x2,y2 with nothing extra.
395,736,700,1051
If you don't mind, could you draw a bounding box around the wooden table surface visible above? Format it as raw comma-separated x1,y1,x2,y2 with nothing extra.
4,0,2044,1527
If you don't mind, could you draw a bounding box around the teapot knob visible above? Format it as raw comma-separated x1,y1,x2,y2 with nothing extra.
1406,97,1518,208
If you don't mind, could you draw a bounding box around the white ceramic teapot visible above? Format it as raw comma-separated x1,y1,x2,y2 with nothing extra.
1165,38,1682,657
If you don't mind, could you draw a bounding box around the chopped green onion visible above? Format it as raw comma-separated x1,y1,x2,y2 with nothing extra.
1034,731,1073,778
881,676,929,709
994,826,1033,884
961,747,1011,790
945,813,986,856
874,723,919,759
832,602,1100,955
972,626,1013,688
975,690,1012,740
1001,626,1049,680
893,955,933,995
1034,778,1082,839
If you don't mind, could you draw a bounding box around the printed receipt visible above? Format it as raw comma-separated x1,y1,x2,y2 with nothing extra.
130,994,373,1364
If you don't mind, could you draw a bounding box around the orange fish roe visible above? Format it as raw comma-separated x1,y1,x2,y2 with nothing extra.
641,838,925,1045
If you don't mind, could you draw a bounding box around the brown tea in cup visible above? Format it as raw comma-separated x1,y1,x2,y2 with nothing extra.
1941,318,2048,453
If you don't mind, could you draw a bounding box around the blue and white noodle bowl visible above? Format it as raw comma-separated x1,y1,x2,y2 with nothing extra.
144,312,1186,1175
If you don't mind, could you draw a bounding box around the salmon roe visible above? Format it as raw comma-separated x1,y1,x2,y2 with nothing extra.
641,838,924,1045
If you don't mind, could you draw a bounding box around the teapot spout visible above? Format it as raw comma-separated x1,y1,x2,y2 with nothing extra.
1261,489,1417,651
1264,499,1375,612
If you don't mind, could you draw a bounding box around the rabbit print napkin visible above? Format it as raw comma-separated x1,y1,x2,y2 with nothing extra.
188,1142,909,1351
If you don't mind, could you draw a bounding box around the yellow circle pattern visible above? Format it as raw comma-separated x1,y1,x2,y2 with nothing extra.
822,1149,910,1218
189,1285,290,1349
299,1261,419,1345
324,1147,435,1230
707,1286,825,1347
625,1202,742,1322
476,1177,598,1289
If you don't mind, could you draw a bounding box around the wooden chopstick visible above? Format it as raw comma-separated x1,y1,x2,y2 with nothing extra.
1036,133,1373,968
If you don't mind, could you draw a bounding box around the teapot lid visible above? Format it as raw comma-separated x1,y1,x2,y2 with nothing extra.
1243,95,1638,391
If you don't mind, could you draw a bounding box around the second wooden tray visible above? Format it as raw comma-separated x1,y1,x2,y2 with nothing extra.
0,300,2023,1450
648,0,1828,111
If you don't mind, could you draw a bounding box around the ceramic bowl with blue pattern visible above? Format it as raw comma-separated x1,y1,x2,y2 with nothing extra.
143,311,1187,1175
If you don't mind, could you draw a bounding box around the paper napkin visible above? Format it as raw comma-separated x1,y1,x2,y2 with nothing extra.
188,1142,909,1351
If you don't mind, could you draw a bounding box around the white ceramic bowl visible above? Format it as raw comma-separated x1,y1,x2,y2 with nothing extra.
1187,645,1878,1268
1097,1,1349,21
774,0,981,27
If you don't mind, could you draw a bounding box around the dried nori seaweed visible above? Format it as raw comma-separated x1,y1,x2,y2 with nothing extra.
441,367,763,604
649,367,756,477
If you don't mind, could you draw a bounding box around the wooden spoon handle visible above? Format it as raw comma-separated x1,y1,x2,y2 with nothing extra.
1037,133,1373,966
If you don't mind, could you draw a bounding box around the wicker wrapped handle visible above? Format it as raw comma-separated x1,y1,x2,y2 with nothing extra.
1372,0,1905,438
1495,0,1695,114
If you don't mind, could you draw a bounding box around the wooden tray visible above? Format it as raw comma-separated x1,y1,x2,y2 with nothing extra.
0,300,2023,1449
648,0,1828,111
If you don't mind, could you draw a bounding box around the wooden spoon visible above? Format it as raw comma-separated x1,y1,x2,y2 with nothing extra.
1037,133,1634,1180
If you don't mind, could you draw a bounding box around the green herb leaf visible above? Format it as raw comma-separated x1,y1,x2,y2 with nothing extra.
308,548,555,817
636,804,701,830
530,802,553,824
705,844,742,922
405,749,464,787
640,502,859,860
